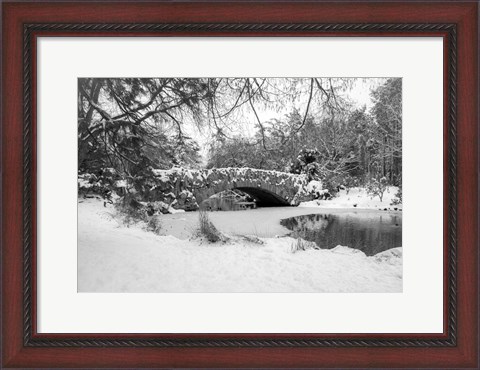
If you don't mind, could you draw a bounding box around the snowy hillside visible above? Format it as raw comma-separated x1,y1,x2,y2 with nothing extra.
300,186,402,210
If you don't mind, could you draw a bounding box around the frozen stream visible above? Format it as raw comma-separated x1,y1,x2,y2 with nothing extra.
159,207,402,242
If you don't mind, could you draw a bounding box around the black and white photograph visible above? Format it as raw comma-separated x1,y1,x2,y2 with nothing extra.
77,77,402,293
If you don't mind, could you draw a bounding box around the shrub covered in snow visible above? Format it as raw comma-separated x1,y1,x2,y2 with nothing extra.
366,177,389,202
78,168,126,199
115,193,147,226
146,216,162,235
288,148,322,181
341,175,361,194
390,187,402,206
321,172,360,197
305,180,331,200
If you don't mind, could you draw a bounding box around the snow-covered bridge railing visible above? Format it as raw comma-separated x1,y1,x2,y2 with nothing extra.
142,167,320,212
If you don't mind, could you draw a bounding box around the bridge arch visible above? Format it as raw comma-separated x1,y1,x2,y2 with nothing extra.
193,185,291,208
235,187,290,207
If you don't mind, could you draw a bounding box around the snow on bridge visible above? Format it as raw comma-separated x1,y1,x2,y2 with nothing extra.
143,167,320,212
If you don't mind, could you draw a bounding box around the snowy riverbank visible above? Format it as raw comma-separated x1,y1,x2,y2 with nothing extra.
78,199,402,293
299,186,402,210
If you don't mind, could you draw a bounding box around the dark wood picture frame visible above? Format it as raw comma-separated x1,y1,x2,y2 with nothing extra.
2,1,478,368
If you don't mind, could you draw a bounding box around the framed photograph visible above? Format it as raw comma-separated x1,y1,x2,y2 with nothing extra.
2,1,478,368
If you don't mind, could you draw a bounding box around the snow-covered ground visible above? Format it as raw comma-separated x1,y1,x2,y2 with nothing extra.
78,199,402,293
300,186,402,210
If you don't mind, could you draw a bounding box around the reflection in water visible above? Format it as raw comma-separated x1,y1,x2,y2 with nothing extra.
280,212,402,256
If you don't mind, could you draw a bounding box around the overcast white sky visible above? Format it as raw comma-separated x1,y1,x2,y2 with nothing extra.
188,77,388,158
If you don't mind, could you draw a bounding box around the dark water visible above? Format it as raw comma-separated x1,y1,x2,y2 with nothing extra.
280,212,402,256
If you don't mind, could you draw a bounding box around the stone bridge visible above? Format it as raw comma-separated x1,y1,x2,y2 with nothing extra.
143,167,320,212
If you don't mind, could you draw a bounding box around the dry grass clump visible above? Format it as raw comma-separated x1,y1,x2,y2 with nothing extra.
197,209,226,243
290,237,318,253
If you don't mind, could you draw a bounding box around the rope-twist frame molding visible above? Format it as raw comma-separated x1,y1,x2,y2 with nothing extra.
22,23,457,347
